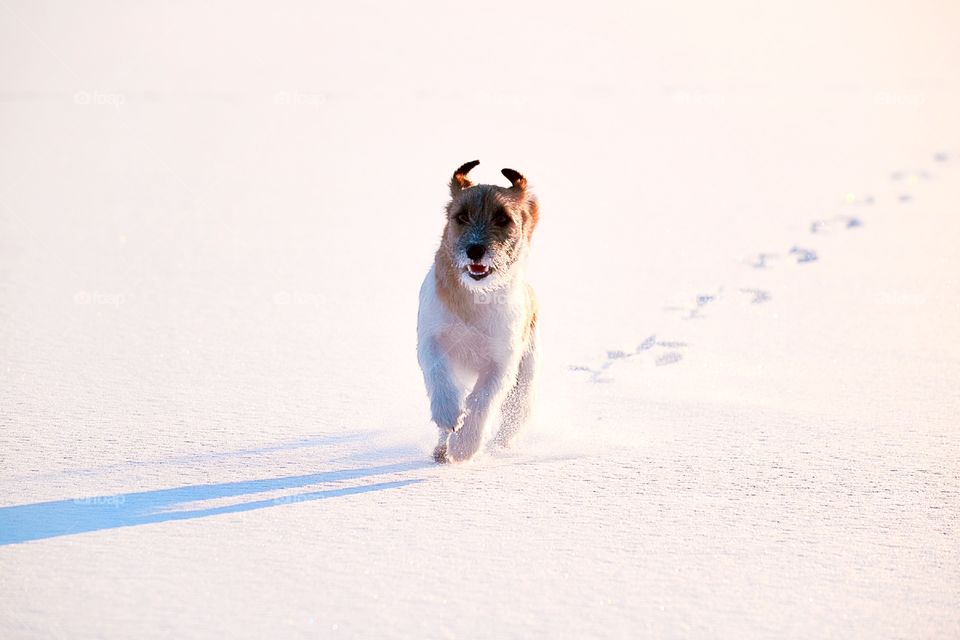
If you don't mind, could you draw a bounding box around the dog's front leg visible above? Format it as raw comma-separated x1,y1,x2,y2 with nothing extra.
446,361,515,462
419,336,464,459
493,334,538,448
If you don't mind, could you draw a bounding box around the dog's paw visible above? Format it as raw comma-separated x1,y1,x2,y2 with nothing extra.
445,428,482,463
433,443,450,464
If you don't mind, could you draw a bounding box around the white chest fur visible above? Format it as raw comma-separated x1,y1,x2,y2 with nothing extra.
417,265,527,374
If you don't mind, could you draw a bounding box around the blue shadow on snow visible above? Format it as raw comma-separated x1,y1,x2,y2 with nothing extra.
0,461,426,546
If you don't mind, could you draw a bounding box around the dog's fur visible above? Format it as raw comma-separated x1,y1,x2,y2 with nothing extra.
417,160,540,462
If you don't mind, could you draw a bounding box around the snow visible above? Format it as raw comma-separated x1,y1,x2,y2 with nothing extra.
1,0,959,637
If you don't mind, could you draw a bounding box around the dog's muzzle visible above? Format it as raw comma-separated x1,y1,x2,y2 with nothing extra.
466,264,492,280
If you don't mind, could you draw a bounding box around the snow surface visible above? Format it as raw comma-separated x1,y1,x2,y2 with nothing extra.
1,1,959,637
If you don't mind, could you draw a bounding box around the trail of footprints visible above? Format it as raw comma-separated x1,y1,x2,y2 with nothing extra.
571,151,952,382
569,335,689,383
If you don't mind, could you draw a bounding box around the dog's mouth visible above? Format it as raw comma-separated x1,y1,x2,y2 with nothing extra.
465,263,492,280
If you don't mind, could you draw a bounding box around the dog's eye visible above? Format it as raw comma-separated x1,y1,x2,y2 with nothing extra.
494,211,512,227
454,210,469,225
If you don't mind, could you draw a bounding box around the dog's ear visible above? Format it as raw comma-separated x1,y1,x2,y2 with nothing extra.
501,168,527,192
451,160,480,194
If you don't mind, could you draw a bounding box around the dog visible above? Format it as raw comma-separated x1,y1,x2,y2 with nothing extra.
417,160,540,463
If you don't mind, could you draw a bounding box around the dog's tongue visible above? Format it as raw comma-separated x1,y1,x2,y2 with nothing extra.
468,264,487,274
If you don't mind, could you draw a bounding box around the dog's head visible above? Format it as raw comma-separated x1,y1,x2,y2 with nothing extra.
440,160,539,290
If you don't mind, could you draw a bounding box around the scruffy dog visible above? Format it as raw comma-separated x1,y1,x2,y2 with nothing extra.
417,160,540,463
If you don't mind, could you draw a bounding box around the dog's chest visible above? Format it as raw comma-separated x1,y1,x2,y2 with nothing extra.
418,265,528,371
441,302,520,364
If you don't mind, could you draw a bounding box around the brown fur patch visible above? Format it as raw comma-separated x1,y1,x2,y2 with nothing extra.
524,284,538,342
525,197,539,241
450,159,480,194
501,167,527,191
434,249,480,323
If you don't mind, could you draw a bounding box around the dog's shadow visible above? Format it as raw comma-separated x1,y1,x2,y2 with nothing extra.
0,460,428,546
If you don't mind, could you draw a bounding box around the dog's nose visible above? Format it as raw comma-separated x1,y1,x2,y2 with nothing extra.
466,244,486,261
